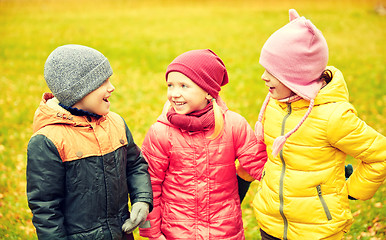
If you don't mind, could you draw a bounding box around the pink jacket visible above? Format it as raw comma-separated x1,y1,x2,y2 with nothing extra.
139,101,267,240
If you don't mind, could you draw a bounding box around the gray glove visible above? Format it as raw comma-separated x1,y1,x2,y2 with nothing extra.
122,202,150,233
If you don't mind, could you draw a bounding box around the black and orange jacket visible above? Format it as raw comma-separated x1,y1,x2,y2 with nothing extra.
27,93,153,240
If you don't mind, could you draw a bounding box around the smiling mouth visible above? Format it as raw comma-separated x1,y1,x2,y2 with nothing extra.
174,101,186,106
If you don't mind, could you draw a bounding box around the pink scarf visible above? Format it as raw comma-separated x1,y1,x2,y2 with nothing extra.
167,102,214,132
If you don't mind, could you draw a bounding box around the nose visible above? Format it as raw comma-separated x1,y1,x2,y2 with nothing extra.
107,82,115,93
168,87,181,98
261,73,269,82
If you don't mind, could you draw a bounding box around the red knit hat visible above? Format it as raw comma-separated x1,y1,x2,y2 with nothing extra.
165,49,229,99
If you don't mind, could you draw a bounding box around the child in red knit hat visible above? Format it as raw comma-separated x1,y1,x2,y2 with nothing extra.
136,49,267,240
250,9,386,240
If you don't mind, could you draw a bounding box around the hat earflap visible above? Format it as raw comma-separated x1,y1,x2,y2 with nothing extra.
255,93,271,141
272,99,315,157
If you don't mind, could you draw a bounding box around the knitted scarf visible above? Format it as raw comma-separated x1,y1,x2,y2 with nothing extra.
167,102,214,132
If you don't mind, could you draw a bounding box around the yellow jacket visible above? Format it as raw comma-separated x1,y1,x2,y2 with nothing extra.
253,66,386,239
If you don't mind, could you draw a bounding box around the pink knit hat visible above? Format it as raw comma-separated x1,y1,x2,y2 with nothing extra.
256,9,328,157
259,9,328,101
165,49,229,99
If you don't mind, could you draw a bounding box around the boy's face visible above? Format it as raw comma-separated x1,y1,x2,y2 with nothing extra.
167,71,211,115
73,78,115,116
261,70,293,100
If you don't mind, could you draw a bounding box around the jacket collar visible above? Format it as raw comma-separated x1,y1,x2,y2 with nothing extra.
33,93,107,133
273,66,349,110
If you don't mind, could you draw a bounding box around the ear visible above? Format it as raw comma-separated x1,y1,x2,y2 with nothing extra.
206,94,213,101
289,9,300,21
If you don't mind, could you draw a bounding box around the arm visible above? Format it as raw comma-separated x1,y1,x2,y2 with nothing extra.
234,116,268,181
26,134,67,239
139,124,170,239
327,103,386,200
124,122,153,210
236,162,253,203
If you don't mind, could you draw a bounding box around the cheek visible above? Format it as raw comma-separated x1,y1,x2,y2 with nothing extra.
279,85,292,97
166,90,172,99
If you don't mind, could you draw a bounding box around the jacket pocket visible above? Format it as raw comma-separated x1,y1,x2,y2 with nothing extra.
316,185,332,221
68,225,105,240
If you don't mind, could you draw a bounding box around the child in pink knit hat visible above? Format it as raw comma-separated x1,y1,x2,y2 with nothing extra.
249,9,386,240
137,49,267,240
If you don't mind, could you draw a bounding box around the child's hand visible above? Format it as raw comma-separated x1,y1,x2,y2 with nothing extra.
122,202,150,233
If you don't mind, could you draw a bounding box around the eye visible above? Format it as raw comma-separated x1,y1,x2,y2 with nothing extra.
181,84,188,88
167,83,172,88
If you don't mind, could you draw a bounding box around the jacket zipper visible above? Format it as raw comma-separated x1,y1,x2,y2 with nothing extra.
316,185,332,220
279,103,291,240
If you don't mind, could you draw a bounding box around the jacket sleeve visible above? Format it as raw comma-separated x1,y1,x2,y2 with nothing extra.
234,115,268,181
26,134,67,240
139,124,170,238
124,122,154,211
327,102,386,200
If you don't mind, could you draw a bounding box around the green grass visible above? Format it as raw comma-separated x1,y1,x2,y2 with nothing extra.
0,0,385,239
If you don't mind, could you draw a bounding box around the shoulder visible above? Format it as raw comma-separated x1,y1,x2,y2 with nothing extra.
29,129,63,160
325,101,360,142
105,111,128,134
326,101,357,123
32,124,65,147
224,110,248,122
224,110,251,128
142,121,172,155
29,131,56,148
146,121,171,139
106,111,126,126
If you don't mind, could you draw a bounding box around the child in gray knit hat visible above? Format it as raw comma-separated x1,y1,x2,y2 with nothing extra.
26,44,153,240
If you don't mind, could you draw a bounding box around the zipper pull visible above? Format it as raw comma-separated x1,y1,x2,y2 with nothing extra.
287,102,292,113
316,185,322,195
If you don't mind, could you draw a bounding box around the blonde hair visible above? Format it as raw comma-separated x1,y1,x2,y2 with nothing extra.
207,98,224,140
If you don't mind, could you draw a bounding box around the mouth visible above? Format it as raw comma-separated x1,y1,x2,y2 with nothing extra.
103,96,110,102
173,101,186,106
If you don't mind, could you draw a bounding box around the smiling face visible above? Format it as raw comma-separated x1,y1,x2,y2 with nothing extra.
72,78,115,116
261,70,293,100
167,71,211,115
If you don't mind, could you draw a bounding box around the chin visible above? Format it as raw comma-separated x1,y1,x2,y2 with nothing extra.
174,110,186,115
97,110,110,116
171,106,187,115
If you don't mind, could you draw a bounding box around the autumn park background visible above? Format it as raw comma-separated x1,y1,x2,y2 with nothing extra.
0,0,385,239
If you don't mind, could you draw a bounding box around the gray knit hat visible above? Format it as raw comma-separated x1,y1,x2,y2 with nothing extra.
44,44,113,106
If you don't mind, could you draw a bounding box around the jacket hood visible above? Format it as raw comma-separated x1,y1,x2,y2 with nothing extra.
32,93,105,133
156,96,228,127
315,66,349,104
281,66,349,110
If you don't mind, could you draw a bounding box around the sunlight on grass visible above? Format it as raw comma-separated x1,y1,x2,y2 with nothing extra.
0,0,384,239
